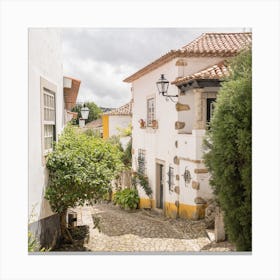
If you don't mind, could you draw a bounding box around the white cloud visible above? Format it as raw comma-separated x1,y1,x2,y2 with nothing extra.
62,28,244,108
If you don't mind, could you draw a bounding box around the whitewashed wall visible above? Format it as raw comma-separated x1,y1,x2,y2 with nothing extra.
131,55,226,210
28,29,64,222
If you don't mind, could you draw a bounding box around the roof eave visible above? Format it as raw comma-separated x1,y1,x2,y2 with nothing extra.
176,78,222,91
123,50,182,83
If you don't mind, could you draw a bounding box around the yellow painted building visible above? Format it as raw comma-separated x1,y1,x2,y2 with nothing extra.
102,101,132,139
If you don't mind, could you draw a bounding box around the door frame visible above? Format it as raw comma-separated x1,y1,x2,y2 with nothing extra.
155,159,165,209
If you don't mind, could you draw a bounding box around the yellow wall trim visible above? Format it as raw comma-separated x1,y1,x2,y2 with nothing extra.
138,198,206,220
139,198,155,209
102,115,109,139
165,201,206,220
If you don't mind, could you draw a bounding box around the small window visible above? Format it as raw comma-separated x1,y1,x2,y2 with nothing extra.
147,97,155,126
206,98,216,123
137,149,146,175
167,166,175,191
41,78,56,155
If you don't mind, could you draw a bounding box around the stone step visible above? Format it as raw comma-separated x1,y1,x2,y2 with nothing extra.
206,229,215,242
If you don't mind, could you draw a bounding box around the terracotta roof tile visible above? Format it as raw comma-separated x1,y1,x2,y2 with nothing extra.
103,100,132,116
181,32,252,56
85,118,102,128
171,62,229,85
124,32,251,83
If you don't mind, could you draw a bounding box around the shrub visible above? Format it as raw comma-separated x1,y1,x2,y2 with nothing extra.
122,138,132,167
45,125,123,241
116,123,132,137
113,188,140,210
203,50,252,251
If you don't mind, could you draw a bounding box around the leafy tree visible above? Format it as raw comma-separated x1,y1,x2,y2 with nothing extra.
122,138,132,167
203,50,252,251
45,125,123,242
71,102,102,124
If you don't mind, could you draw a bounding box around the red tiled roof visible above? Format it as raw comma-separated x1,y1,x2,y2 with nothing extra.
103,100,132,116
171,62,229,85
181,32,252,56
64,77,81,110
85,118,102,128
123,32,251,83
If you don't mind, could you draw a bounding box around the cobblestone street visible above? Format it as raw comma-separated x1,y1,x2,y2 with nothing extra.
70,203,235,252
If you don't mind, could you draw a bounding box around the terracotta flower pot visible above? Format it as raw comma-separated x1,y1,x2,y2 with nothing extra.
151,120,158,129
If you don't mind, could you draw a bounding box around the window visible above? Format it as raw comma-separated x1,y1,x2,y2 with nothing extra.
41,78,56,155
206,98,216,123
167,166,175,191
137,149,146,175
147,97,155,126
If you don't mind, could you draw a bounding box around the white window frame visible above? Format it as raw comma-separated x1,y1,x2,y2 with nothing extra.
40,77,57,156
147,97,155,127
137,149,146,175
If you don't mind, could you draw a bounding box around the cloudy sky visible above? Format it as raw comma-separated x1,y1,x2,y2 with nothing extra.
62,28,244,108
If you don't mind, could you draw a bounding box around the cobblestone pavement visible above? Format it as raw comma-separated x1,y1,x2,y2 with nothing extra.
72,203,235,252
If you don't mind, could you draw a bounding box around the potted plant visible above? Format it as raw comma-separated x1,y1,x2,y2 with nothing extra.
138,119,146,128
151,119,158,129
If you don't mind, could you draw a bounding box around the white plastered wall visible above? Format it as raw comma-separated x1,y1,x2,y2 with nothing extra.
131,55,226,208
28,29,64,221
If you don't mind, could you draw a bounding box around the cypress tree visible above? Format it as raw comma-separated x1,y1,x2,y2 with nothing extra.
203,50,252,251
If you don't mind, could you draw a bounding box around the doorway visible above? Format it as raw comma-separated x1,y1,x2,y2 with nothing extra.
156,162,164,209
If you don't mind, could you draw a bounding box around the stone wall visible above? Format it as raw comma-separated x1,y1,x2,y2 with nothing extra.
29,213,61,250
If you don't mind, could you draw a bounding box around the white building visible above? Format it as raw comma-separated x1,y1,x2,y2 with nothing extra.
124,32,252,220
102,100,132,146
28,29,80,247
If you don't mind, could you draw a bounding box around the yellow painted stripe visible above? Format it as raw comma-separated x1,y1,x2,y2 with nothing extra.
138,198,206,220
139,198,155,209
102,115,109,139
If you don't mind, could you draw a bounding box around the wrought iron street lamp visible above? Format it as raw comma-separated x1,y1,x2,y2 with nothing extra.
79,104,89,128
81,104,90,120
156,74,178,101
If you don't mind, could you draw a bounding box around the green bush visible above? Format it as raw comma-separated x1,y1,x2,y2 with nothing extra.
203,50,252,251
116,123,132,137
122,138,132,167
45,125,124,239
83,128,101,138
113,188,140,210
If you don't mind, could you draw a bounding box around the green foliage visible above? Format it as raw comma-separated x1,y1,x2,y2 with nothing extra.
71,102,102,124
106,135,132,168
132,172,152,197
113,188,140,210
116,123,132,137
28,232,49,252
203,50,252,251
83,128,101,138
45,125,124,214
122,138,132,167
106,135,123,151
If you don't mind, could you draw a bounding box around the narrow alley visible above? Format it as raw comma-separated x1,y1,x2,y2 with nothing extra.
57,203,235,253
